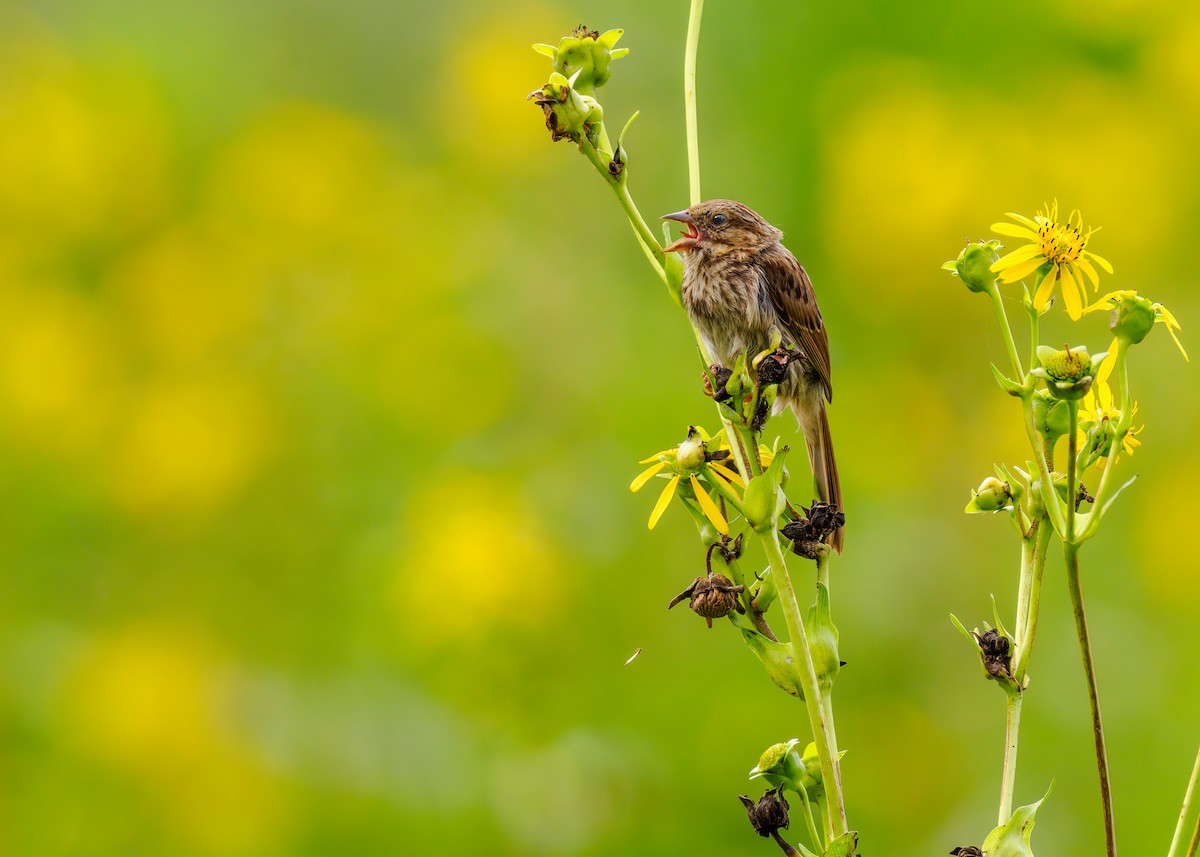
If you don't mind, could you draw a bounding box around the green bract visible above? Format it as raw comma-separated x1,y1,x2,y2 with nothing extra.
532,27,628,94
1031,345,1106,401
943,240,1002,293
1109,292,1155,344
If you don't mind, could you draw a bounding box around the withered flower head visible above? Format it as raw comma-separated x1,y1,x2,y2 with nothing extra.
781,502,845,560
974,628,1013,680
950,847,983,857
755,346,804,388
738,785,790,838
668,571,746,628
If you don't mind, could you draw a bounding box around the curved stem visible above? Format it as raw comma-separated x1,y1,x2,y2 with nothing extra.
1066,542,1117,857
999,691,1023,824
986,282,1024,380
684,0,705,206
761,533,848,839
795,785,823,852
1168,745,1200,857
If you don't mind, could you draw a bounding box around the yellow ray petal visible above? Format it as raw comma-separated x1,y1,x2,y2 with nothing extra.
1033,265,1058,308
630,460,667,492
1060,265,1084,319
1003,212,1042,230
997,256,1045,283
1076,257,1101,290
992,243,1044,268
708,463,745,488
1166,324,1190,361
1097,338,1119,384
991,223,1039,241
638,449,673,464
1086,251,1113,274
1082,289,1132,315
689,475,729,535
648,474,680,529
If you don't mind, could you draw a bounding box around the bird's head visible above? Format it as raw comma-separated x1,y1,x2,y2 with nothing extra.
661,199,783,256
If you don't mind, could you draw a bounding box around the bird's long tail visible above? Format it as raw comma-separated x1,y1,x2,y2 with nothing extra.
801,403,843,553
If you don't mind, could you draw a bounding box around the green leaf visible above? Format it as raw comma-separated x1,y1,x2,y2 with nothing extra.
981,783,1052,856
823,831,859,856
991,363,1024,396
532,43,557,58
949,613,975,644
1096,473,1138,519
739,628,804,699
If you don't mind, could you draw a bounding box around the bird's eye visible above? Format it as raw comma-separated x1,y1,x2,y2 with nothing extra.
711,213,728,226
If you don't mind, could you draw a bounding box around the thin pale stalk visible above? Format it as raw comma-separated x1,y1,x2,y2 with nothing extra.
998,691,1023,824
986,281,1024,380
795,785,823,853
761,533,848,839
1168,745,1200,857
1188,812,1200,857
816,545,830,592
684,0,704,206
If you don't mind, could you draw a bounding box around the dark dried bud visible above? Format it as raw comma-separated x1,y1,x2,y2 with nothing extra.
668,571,745,628
707,365,735,402
755,347,803,388
974,629,1013,680
738,785,790,838
950,847,983,857
781,502,845,559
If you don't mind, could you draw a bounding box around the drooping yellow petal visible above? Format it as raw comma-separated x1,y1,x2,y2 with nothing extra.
1083,289,1132,315
1033,265,1058,309
1097,339,1119,384
1076,257,1102,290
1165,324,1189,361
708,463,745,488
689,475,729,535
997,255,1045,283
1086,251,1114,274
992,243,1044,268
648,474,680,529
991,222,1039,241
1060,265,1084,319
630,460,667,492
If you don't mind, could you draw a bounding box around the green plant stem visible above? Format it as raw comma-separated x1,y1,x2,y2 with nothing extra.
761,533,848,840
1065,543,1117,857
1013,517,1051,680
986,282,1024,380
816,546,830,592
1188,814,1200,857
795,786,823,852
1168,745,1200,857
1080,347,1131,541
998,691,1023,824
1021,393,1068,537
684,0,704,206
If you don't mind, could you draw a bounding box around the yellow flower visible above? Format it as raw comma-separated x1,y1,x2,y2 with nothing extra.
990,202,1112,319
630,426,746,535
1083,290,1188,361
1078,352,1142,460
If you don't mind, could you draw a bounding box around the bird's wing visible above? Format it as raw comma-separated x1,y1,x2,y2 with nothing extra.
759,248,832,402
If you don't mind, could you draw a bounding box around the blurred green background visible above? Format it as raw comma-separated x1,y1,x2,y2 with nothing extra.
1,0,1198,854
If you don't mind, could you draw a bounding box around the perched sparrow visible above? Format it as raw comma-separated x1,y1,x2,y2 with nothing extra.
662,200,843,552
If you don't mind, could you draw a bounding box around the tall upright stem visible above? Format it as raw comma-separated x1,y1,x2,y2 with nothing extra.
1167,745,1200,857
1065,546,1117,855
684,0,705,206
762,534,848,839
998,691,1023,824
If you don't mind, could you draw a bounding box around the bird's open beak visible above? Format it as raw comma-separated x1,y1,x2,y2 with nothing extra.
661,210,702,253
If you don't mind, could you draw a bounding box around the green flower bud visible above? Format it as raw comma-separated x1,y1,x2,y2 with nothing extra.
532,26,629,94
743,446,789,532
749,739,807,792
675,426,707,472
944,240,1002,293
1031,391,1071,441
1032,345,1105,401
1110,292,1156,345
965,476,1012,513
528,71,605,150
805,583,840,692
739,628,804,698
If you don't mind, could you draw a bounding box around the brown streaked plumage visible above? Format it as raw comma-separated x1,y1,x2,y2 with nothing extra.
662,200,843,552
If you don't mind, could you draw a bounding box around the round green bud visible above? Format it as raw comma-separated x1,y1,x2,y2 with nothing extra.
1041,348,1089,383
1111,293,1156,345
675,427,707,472
949,241,1002,293
971,477,1012,512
